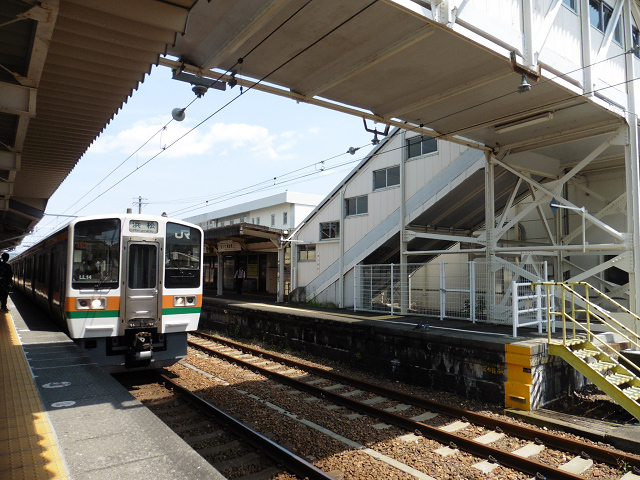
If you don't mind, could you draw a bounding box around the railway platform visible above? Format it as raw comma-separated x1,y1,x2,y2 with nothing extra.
201,291,640,454
0,293,225,480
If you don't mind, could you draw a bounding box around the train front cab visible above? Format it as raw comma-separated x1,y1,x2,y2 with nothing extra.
69,216,202,372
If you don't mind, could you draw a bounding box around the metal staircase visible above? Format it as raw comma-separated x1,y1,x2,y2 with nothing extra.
537,282,640,422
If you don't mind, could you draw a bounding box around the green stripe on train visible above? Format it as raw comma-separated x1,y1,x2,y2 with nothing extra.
162,307,202,315
66,310,120,319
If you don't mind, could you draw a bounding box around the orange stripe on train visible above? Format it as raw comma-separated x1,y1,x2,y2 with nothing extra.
162,294,203,309
65,296,121,312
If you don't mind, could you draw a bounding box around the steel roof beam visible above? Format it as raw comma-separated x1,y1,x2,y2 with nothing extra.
0,81,35,118
159,57,491,152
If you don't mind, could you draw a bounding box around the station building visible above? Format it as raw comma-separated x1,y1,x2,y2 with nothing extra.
185,191,323,295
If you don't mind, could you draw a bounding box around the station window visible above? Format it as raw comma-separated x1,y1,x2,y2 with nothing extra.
271,214,276,227
256,217,260,225
634,27,640,58
319,221,339,240
589,0,620,43
562,0,576,12
373,166,400,190
283,212,288,225
345,195,368,216
298,245,316,261
407,134,437,159
230,220,234,225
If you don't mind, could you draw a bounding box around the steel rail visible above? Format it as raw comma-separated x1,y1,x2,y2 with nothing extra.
189,335,590,480
159,373,336,480
190,332,640,471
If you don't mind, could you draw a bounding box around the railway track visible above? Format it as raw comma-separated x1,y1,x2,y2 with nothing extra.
120,372,334,480
185,331,640,480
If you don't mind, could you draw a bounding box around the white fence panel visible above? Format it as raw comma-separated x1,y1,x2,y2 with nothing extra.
355,260,548,328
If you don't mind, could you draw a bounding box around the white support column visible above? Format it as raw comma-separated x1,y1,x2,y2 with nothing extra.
339,188,345,308
623,0,640,312
291,240,298,293
580,0,593,95
522,0,536,68
400,132,408,314
485,151,496,322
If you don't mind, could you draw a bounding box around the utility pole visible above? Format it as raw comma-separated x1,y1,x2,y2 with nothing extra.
133,196,147,214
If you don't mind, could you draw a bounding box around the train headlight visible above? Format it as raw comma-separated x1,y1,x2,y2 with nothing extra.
76,297,107,310
173,296,196,307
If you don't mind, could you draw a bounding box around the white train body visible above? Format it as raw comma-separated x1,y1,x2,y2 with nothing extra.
13,213,203,372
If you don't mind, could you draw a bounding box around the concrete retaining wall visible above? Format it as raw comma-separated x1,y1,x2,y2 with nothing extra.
199,301,585,407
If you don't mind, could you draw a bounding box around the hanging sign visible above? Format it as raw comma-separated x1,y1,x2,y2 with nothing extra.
218,241,242,252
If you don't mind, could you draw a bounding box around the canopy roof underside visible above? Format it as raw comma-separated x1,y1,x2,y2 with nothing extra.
2,0,628,249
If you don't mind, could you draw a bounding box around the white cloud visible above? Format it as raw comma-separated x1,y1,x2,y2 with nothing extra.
86,120,296,161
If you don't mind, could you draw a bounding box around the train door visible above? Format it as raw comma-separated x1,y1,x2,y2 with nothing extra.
122,241,159,327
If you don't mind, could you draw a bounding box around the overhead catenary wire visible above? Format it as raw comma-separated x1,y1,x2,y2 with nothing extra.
65,0,380,217
30,0,319,237
32,4,640,236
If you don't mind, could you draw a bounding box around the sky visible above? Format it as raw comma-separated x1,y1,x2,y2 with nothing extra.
21,64,376,250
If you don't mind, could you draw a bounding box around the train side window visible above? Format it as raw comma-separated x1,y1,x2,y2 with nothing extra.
72,218,120,290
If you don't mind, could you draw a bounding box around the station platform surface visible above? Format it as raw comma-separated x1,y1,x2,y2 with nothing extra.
1,293,225,480
202,291,640,454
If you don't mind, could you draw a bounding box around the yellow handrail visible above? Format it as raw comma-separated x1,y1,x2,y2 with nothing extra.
534,281,640,378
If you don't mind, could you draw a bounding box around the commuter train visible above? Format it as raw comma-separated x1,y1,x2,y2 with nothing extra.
11,213,203,372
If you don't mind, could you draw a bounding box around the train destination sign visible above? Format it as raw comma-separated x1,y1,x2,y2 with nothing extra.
129,220,158,234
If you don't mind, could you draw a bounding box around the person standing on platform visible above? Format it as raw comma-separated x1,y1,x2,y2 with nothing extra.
0,252,13,312
234,266,246,294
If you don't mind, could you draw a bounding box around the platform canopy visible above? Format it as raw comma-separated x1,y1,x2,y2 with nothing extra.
1,0,628,250
163,0,624,160
0,0,196,250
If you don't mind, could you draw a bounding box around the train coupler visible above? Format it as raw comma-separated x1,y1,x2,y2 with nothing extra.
125,331,153,369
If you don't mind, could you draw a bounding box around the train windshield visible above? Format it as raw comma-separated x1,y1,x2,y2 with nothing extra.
165,222,201,288
72,218,121,289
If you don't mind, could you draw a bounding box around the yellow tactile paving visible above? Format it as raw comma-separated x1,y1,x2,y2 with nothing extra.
0,311,69,480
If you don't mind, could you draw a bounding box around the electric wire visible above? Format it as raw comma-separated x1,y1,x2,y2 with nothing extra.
32,0,318,235
66,0,379,217
163,144,370,214
52,4,632,217
25,5,640,243
169,153,369,217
